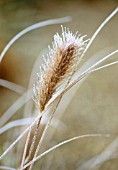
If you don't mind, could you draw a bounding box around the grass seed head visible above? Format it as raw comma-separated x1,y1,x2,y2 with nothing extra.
33,26,89,112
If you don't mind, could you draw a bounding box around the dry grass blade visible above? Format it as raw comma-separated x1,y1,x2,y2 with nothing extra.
0,118,35,134
20,126,32,169
86,50,118,73
24,116,42,169
81,7,118,57
28,99,61,170
0,89,32,127
0,16,71,62
20,134,111,170
89,60,118,73
0,166,16,170
0,113,43,160
0,79,25,94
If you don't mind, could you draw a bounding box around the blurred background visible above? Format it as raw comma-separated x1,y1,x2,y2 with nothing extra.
0,0,118,169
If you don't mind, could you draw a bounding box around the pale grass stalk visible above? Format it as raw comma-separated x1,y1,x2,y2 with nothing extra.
24,116,42,169
30,70,79,170
28,58,84,169
0,118,35,134
74,47,116,77
0,16,71,62
28,99,61,170
30,64,79,170
20,110,64,168
84,50,118,73
20,109,65,169
20,122,34,169
0,89,32,128
20,134,111,170
89,60,118,73
81,7,118,58
0,166,16,170
0,112,65,135
0,50,117,161
20,126,32,169
0,79,25,94
0,113,43,160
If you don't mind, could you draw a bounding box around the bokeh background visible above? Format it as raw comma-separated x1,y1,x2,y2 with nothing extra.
0,0,118,169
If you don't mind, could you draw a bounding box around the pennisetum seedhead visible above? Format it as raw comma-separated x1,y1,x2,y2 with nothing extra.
33,26,89,112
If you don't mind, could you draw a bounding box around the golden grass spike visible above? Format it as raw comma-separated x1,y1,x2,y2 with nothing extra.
33,26,89,112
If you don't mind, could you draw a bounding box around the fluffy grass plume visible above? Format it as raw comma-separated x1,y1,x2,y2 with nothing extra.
33,26,88,112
